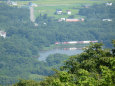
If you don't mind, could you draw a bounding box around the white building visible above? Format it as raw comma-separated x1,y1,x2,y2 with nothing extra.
0,31,6,38
81,18,85,22
106,3,112,6
56,9,63,15
58,18,66,22
102,19,112,22
67,10,71,15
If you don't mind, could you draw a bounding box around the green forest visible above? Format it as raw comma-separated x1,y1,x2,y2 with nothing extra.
0,2,115,85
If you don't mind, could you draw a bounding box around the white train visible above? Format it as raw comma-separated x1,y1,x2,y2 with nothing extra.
55,40,98,45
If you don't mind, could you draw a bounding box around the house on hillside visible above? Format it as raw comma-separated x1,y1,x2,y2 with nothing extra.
55,9,63,15
0,30,6,38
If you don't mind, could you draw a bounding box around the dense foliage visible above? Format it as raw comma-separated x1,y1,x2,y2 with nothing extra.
0,2,115,85
13,41,115,86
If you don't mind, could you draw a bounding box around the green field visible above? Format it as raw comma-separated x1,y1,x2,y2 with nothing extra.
1,0,114,19
15,0,114,19
34,4,81,18
17,0,113,5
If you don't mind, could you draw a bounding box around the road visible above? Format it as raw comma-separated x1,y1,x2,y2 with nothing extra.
30,7,35,22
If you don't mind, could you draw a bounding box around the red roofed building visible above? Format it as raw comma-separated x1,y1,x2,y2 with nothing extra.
66,19,80,22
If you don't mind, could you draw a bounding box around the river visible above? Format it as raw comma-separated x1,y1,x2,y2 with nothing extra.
38,49,83,61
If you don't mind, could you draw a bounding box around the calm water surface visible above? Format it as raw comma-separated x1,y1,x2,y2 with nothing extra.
38,49,83,61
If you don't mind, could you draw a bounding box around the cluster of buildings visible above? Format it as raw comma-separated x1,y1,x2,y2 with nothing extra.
0,30,6,38
55,9,85,22
55,41,98,45
56,9,71,15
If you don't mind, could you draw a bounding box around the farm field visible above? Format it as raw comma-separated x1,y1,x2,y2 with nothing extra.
16,0,114,19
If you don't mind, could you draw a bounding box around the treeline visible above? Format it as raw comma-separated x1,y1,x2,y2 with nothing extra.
13,41,115,86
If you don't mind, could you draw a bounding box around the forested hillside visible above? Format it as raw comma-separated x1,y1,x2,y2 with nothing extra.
0,2,115,85
0,3,69,85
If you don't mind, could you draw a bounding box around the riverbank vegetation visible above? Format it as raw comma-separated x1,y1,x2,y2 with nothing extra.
0,2,115,85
